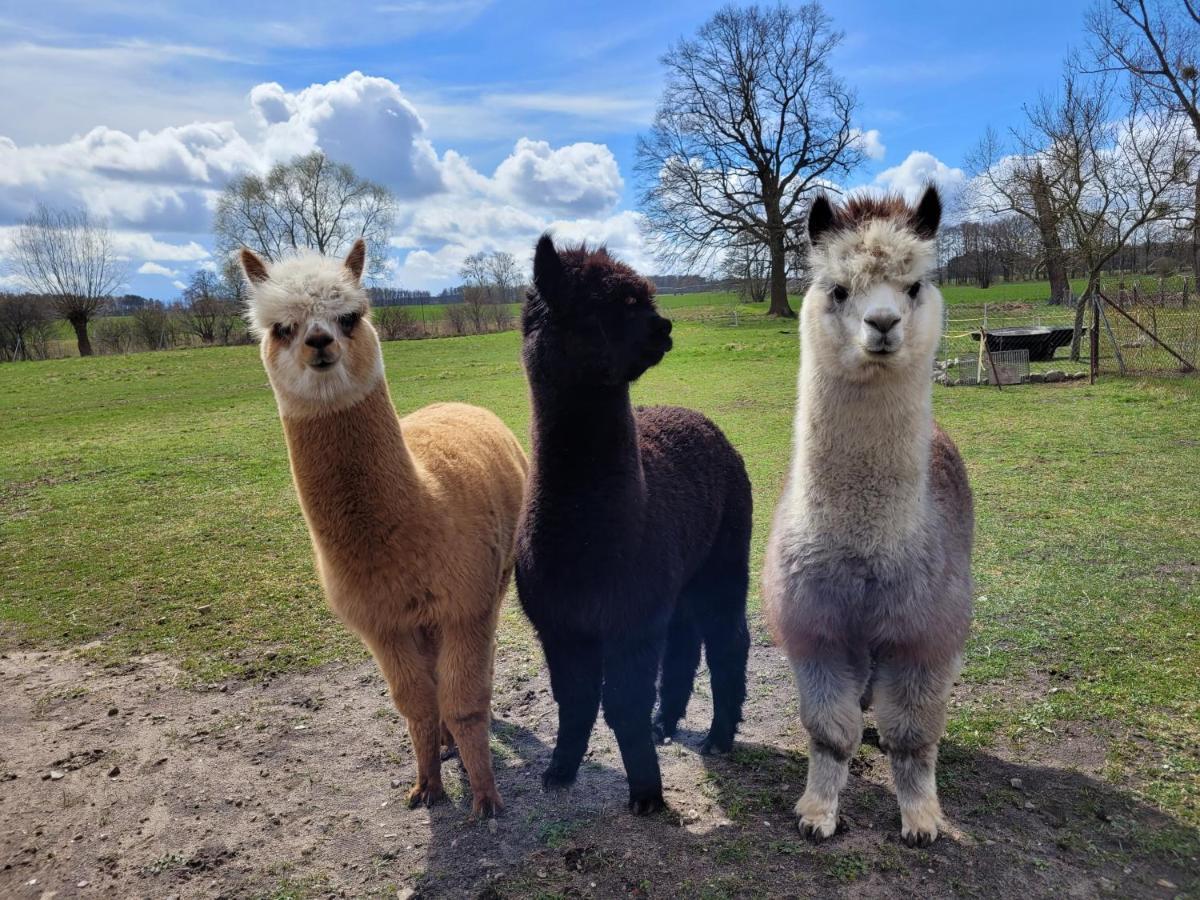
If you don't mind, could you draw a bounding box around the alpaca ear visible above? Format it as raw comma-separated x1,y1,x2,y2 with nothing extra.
240,248,270,285
807,195,838,245
910,185,941,239
533,233,563,298
344,239,367,284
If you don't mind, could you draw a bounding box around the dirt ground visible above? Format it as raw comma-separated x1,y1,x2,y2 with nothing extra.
2,640,1196,900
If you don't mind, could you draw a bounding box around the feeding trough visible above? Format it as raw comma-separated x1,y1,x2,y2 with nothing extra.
971,325,1081,362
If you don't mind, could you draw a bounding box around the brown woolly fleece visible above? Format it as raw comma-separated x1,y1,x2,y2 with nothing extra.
244,242,528,817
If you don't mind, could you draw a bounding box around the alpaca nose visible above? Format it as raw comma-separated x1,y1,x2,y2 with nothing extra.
305,330,334,350
655,317,673,336
865,311,900,335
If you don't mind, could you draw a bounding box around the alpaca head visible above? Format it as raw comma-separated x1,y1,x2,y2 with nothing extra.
522,234,673,387
240,240,384,418
802,186,943,382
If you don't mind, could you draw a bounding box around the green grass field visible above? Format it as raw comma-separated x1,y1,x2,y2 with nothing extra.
2,300,1198,836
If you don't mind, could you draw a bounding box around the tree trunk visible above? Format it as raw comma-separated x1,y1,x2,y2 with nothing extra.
1193,177,1200,283
1032,166,1070,306
765,220,794,318
1070,276,1097,361
70,316,93,357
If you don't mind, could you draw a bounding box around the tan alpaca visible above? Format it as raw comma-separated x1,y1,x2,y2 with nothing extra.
241,240,528,817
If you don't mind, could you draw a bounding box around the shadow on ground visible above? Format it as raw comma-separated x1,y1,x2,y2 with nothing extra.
1,643,1196,899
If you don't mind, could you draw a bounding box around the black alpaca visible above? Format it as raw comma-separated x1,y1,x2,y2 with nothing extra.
515,235,752,814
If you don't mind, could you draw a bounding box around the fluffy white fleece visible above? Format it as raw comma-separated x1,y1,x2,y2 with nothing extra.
244,251,366,337
809,218,936,294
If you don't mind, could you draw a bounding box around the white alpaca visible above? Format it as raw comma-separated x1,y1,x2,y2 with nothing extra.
764,187,974,847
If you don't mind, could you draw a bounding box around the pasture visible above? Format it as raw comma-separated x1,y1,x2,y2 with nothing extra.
1,299,1198,898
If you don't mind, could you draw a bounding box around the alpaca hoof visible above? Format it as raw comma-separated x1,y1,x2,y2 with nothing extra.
901,827,937,848
541,764,577,791
798,815,841,843
652,720,676,745
406,782,444,809
628,789,665,816
471,788,503,819
900,799,943,847
699,733,734,756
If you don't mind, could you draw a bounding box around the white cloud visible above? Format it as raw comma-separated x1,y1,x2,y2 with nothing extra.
852,128,887,161
137,261,178,277
111,233,211,262
873,151,965,200
492,139,623,216
0,71,652,294
172,280,187,290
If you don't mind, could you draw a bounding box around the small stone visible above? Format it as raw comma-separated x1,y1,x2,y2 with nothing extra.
1028,373,1046,383
197,604,212,614
1156,879,1177,890
487,818,498,834
391,778,402,789
397,889,416,900
1044,370,1066,383
1098,876,1116,893
1023,800,1035,810
107,707,118,716
49,769,65,781
77,880,89,888
1009,777,1023,790
108,766,120,778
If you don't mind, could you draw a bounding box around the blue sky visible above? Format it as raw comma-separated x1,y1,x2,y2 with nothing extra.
0,0,1094,297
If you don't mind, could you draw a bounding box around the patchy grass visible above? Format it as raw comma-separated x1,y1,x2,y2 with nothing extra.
1,300,1198,838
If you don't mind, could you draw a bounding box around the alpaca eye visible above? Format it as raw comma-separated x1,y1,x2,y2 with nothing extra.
831,285,849,302
272,323,295,340
625,296,638,306
906,282,922,299
339,311,361,332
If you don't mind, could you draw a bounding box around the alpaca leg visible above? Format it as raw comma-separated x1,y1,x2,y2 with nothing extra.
602,633,666,815
653,608,701,743
874,655,960,847
437,617,502,818
375,631,443,808
696,593,749,755
793,649,870,841
541,633,603,790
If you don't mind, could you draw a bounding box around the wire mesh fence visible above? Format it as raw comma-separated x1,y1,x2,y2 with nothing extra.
1092,279,1199,376
937,300,1090,386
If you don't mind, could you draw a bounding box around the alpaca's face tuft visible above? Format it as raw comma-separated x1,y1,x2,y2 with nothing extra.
241,241,384,416
803,187,943,381
523,235,674,386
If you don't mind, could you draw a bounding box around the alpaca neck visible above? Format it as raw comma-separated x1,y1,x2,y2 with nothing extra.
790,352,932,557
528,379,645,506
279,380,426,555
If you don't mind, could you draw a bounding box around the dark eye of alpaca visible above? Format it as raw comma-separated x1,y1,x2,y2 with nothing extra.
338,311,361,333
831,285,849,302
272,322,295,341
625,296,638,306
906,282,922,299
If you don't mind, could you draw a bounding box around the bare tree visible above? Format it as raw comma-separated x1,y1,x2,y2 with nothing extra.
1027,70,1197,356
131,300,176,350
636,2,864,317
213,152,396,280
722,233,771,302
1087,0,1200,276
9,205,126,356
0,293,54,361
488,251,521,304
965,129,1075,304
179,270,239,345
